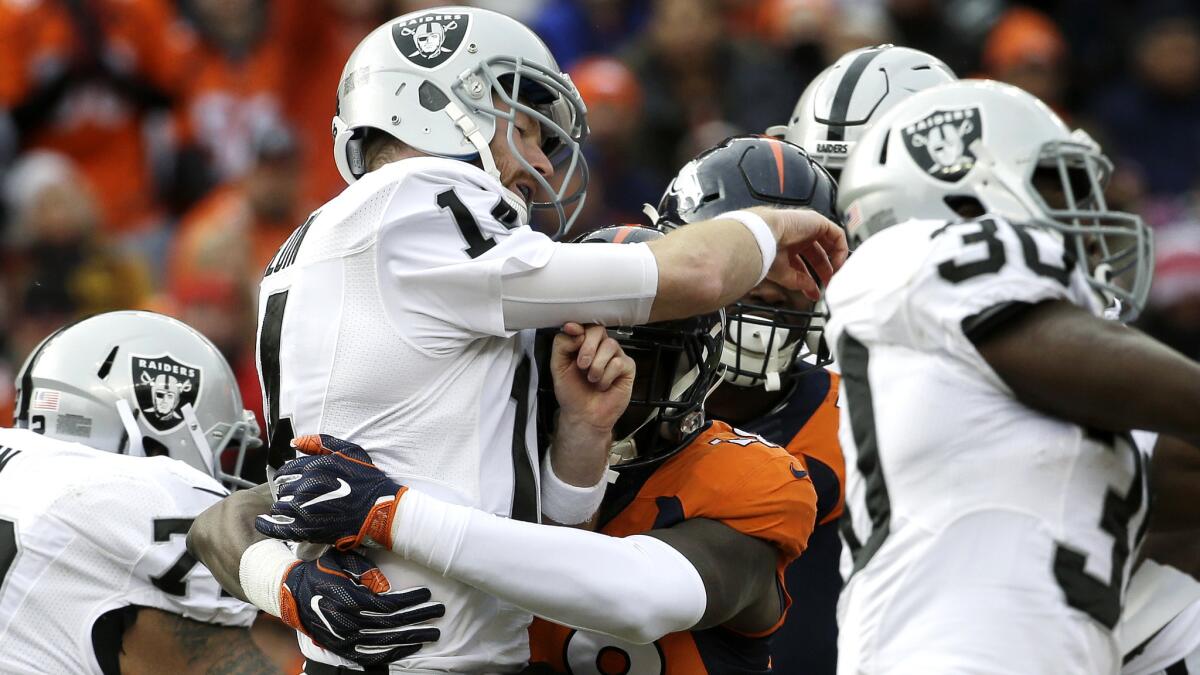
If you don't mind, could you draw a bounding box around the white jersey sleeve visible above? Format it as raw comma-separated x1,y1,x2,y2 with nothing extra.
53,456,257,626
826,215,1100,385
376,159,657,348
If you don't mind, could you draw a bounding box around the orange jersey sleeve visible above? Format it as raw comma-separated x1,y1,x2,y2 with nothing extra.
645,421,819,564
787,371,846,525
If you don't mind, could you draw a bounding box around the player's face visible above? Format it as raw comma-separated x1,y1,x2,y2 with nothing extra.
738,278,816,315
489,103,553,206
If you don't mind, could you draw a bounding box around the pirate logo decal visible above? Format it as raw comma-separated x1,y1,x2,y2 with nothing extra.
132,355,201,432
902,106,982,183
392,12,469,68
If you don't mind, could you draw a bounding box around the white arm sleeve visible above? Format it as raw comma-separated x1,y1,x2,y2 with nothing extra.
500,241,658,330
391,489,706,644
377,161,657,348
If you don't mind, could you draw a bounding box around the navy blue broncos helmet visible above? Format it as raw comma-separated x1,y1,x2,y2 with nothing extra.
656,135,842,391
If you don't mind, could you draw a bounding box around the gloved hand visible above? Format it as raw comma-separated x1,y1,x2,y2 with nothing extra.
280,548,443,665
256,435,406,550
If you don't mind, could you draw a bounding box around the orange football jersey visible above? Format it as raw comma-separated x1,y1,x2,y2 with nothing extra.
738,368,845,674
528,421,818,674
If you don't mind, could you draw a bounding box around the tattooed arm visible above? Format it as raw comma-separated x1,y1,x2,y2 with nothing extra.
119,608,283,675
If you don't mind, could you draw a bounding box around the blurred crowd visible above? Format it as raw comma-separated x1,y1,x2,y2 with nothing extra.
3,0,1200,427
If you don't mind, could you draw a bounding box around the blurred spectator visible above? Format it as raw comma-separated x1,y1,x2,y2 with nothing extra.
885,0,1002,76
287,0,388,206
170,125,308,291
531,0,650,70
0,0,189,234
170,0,304,203
1139,222,1200,360
2,151,151,377
982,6,1068,115
567,57,660,230
622,0,796,183
1091,2,1200,199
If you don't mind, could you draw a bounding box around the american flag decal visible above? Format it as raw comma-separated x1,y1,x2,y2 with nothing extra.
31,389,61,411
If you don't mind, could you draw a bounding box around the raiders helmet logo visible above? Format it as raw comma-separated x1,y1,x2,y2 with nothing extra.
902,106,982,183
392,12,469,69
132,355,202,432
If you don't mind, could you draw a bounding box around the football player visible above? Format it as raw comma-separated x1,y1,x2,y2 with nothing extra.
1118,434,1200,675
194,226,818,673
827,79,1200,674
236,5,846,673
768,44,956,181
654,135,847,674
0,311,438,673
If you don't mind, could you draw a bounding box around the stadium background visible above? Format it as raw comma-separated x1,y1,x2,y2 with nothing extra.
1,0,1199,438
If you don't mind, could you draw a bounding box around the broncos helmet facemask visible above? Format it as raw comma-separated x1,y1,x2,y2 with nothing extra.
560,225,725,468
656,135,843,391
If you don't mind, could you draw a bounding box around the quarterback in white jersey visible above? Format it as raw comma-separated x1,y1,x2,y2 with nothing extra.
827,80,1200,674
242,7,847,674
1,311,273,674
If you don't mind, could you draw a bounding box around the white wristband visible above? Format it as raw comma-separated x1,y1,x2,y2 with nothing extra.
540,449,607,525
719,209,776,285
238,538,299,618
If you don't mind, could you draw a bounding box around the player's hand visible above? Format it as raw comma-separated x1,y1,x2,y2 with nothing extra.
256,435,406,551
750,206,849,301
280,548,443,666
551,322,636,433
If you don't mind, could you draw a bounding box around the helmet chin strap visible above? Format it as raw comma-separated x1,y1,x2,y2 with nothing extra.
445,100,530,226
115,398,145,456
181,403,216,476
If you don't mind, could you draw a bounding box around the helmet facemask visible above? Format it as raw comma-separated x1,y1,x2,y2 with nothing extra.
607,317,724,468
722,299,831,391
450,56,589,240
1023,140,1152,322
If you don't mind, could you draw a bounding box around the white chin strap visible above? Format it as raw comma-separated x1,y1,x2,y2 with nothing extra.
115,399,145,456
721,320,798,392
181,403,216,476
607,359,711,468
1094,262,1124,320
445,100,530,227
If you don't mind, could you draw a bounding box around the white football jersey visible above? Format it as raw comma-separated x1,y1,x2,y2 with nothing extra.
258,157,642,672
1121,560,1200,675
826,216,1151,674
0,428,256,675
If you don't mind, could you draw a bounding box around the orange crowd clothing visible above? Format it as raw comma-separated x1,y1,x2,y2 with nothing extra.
285,2,377,205
170,3,304,183
0,0,191,232
170,184,299,287
528,421,818,674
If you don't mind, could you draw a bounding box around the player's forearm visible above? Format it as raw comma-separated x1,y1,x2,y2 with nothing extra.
541,413,610,527
187,484,274,602
646,213,771,323
976,300,1200,443
392,490,706,643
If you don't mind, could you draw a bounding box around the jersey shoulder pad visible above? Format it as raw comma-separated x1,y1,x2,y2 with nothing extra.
666,422,818,561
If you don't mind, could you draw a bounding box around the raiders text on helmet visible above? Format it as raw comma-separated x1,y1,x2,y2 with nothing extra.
657,135,841,390
839,79,1153,321
776,45,956,174
13,311,262,489
333,6,589,238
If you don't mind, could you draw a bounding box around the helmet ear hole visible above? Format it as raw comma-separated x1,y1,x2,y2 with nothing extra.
944,195,986,218
878,130,890,164
143,437,169,458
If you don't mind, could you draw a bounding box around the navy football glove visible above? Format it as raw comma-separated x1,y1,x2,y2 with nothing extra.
257,434,406,550
280,548,443,666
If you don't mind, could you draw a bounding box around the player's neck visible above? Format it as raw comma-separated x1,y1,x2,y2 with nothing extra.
705,382,790,426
